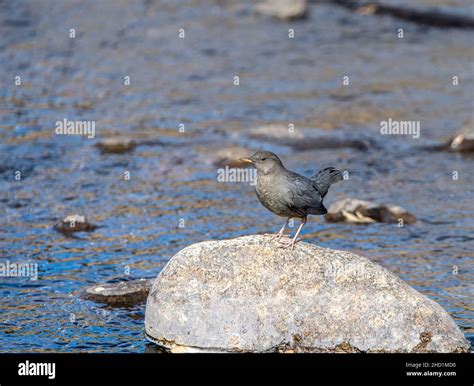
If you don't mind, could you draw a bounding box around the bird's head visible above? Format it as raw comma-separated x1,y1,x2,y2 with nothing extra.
240,150,284,174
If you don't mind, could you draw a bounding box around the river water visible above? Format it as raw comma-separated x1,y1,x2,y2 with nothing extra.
0,0,473,352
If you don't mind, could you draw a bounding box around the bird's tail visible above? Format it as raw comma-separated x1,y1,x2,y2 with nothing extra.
311,167,343,198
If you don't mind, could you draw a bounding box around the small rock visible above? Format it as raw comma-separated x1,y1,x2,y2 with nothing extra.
84,278,153,306
355,4,378,16
212,146,254,168
447,118,474,153
256,0,308,21
325,198,416,224
96,137,136,154
75,100,94,110
145,235,469,353
54,214,98,235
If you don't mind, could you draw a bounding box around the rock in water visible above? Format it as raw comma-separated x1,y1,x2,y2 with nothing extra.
249,124,374,151
95,137,136,154
211,146,255,168
447,118,474,153
84,279,153,306
256,0,308,21
145,235,469,353
325,198,416,224
54,214,98,235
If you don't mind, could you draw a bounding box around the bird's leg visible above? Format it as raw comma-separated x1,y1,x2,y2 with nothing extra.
281,217,306,250
270,218,290,241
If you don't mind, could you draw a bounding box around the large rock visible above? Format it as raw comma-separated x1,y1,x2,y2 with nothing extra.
145,235,469,353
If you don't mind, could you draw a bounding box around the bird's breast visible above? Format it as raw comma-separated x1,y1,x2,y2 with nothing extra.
254,173,295,217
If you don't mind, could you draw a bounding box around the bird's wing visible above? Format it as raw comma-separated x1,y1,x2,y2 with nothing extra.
285,172,325,216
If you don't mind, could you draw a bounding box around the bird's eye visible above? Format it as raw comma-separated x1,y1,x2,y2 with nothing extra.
261,157,266,161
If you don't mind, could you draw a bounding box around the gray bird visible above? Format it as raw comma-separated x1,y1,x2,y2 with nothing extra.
240,150,343,249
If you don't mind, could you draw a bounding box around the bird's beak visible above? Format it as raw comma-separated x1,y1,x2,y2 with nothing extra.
239,158,253,164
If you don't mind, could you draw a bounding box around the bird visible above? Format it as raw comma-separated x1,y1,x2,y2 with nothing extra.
240,150,343,249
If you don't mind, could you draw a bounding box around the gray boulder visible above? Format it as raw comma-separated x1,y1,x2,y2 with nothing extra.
145,235,469,353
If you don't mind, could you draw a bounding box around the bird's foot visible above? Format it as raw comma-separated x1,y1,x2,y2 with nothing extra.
278,238,300,250
269,231,284,241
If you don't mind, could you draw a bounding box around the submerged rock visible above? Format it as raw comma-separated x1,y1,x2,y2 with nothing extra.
84,278,153,306
54,214,98,235
145,235,468,353
249,124,374,151
256,0,308,21
325,198,416,224
331,0,474,29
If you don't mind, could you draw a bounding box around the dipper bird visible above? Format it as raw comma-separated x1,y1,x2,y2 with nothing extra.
240,150,343,249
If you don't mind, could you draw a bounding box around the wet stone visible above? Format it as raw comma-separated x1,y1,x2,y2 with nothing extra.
95,137,137,154
256,0,308,21
84,279,154,307
211,146,254,168
447,118,474,153
325,198,416,224
249,124,375,151
54,214,98,235
342,0,474,29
